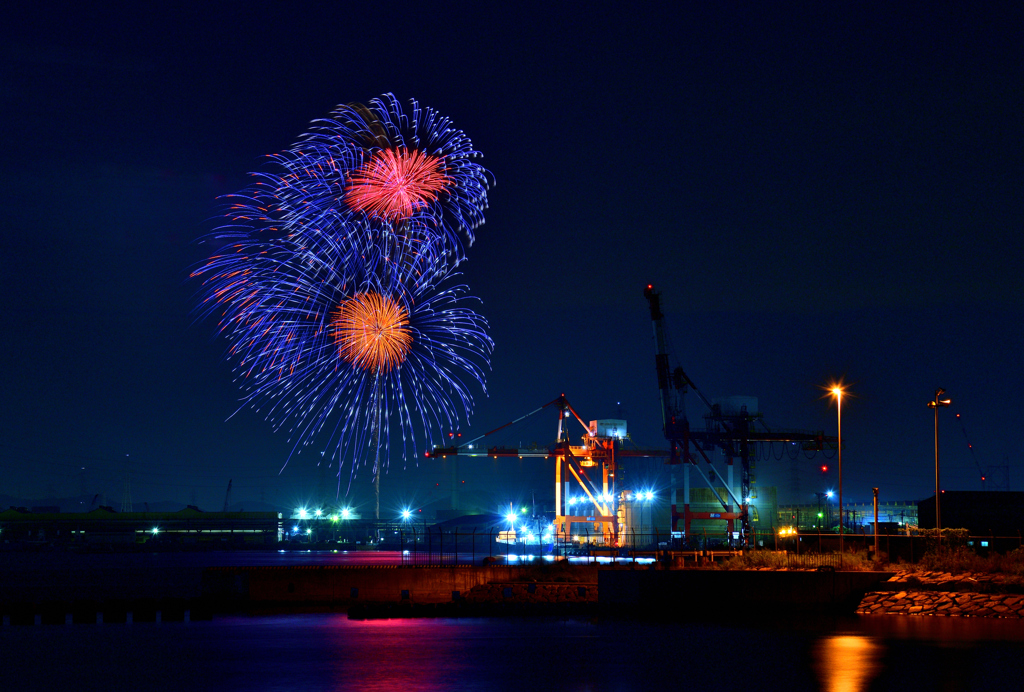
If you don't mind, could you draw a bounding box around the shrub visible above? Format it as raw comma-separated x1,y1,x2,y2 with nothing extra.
719,549,877,571
723,551,789,570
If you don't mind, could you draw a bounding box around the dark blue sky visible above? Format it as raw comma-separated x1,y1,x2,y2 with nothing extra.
1,2,1021,514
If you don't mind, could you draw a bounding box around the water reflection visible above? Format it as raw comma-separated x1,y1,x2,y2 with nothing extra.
814,635,883,692
860,613,1024,642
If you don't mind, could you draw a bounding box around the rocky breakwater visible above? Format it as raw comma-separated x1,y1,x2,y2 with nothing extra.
857,570,1024,618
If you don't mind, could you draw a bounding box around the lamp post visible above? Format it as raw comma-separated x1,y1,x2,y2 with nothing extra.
872,487,879,559
636,490,654,545
829,385,845,560
814,491,830,529
927,388,951,538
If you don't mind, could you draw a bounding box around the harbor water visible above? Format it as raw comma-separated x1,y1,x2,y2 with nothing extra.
2,550,1023,690
2,612,1023,691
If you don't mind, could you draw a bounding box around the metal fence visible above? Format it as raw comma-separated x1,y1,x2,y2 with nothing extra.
384,526,1024,567
764,527,1024,563
391,527,678,567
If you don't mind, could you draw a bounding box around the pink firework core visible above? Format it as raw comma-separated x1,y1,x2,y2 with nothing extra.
345,148,449,222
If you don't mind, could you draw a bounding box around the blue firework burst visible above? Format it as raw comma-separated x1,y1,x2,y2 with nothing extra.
216,94,491,273
192,226,493,488
193,95,494,490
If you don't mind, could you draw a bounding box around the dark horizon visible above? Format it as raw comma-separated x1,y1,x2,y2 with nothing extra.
2,3,1021,515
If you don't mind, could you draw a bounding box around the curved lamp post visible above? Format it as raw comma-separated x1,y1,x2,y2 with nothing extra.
927,388,951,538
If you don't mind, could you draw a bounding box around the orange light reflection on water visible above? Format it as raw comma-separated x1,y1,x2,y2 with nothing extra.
814,635,883,692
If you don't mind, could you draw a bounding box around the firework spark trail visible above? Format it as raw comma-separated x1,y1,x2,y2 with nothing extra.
215,94,491,272
192,95,493,490
333,291,414,372
307,94,492,244
345,148,450,222
194,235,492,487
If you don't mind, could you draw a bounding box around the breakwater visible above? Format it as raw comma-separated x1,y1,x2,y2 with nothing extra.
1,597,215,625
348,581,599,619
204,564,892,619
202,563,600,612
857,570,1024,618
858,591,1024,617
6,548,1017,623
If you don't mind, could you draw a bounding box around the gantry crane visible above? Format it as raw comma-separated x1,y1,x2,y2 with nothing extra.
428,394,667,546
643,284,837,545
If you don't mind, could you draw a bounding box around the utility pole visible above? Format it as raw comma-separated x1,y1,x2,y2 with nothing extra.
872,487,879,559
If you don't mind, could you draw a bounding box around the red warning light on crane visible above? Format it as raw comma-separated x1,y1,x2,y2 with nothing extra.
821,465,828,473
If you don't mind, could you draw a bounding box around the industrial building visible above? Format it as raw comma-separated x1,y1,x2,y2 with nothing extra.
917,491,1024,536
683,486,779,544
777,500,918,532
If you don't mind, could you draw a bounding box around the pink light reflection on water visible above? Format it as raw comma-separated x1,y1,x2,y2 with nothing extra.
322,616,502,692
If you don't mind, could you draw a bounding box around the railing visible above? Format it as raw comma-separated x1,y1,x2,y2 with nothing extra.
390,527,673,567
782,552,842,569
381,526,1024,567
767,527,1024,564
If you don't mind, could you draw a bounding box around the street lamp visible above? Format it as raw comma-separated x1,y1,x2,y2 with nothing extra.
637,490,655,544
828,384,846,559
927,388,951,537
823,491,834,529
814,491,829,529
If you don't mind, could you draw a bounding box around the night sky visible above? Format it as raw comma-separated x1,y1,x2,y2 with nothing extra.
2,3,1021,516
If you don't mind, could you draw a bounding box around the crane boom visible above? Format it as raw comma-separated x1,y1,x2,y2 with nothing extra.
643,284,690,464
642,283,835,545
643,284,680,434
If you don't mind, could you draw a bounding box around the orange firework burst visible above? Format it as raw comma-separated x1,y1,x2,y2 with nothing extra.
332,292,413,372
345,148,448,221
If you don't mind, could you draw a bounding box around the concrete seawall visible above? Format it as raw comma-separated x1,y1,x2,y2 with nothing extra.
202,564,892,617
18,557,1017,623
599,569,895,617
202,564,599,610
